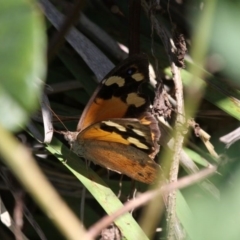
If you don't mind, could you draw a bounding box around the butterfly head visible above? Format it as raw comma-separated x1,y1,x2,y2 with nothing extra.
61,131,78,146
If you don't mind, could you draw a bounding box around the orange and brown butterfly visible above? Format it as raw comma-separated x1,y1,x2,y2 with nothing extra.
63,54,161,184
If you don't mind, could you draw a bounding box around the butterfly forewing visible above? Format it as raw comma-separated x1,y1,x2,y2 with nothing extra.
77,54,150,131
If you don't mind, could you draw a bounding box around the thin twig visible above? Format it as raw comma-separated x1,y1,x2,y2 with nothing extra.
188,119,219,158
167,64,184,240
220,126,240,148
86,166,216,239
41,93,53,143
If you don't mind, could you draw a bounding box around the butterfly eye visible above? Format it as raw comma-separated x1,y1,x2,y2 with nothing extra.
126,67,137,76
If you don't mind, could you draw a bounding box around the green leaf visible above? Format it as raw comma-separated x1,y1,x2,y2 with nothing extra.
210,1,240,86
164,67,240,121
176,191,195,239
0,0,46,131
46,136,150,240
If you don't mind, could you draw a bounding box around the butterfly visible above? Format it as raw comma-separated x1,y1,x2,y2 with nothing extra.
63,54,161,184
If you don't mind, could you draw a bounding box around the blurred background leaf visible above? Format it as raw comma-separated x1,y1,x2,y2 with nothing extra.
210,0,240,87
0,0,46,131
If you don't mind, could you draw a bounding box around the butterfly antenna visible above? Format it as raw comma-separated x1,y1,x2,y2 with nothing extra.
47,105,69,133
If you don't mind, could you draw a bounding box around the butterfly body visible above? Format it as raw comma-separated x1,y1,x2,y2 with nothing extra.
64,54,161,184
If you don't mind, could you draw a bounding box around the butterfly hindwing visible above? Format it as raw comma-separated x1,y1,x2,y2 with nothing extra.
77,140,159,184
78,119,155,155
67,118,160,183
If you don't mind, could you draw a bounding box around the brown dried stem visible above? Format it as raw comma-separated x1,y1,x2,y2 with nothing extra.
141,1,185,239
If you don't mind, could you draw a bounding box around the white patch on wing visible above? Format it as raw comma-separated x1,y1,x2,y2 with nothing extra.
132,129,145,136
127,137,149,149
102,121,127,132
126,93,145,107
132,73,144,81
104,76,125,87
